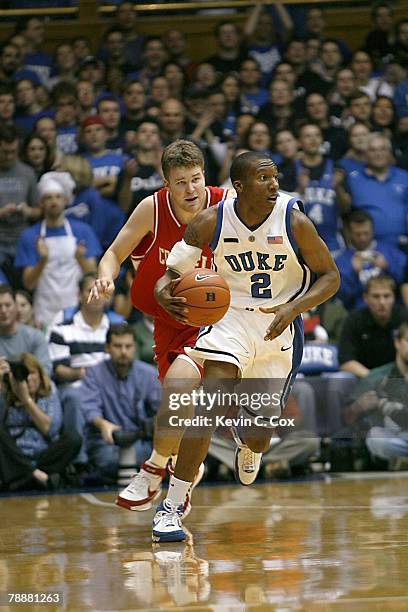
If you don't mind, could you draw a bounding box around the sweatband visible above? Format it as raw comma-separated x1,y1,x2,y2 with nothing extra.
166,239,202,275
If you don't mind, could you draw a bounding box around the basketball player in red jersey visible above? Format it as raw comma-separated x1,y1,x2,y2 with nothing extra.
88,140,234,512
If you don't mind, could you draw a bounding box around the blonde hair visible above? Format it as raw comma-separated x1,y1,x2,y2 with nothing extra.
57,155,93,191
161,140,204,180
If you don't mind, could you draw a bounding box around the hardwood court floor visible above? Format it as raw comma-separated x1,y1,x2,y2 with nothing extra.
1,474,408,611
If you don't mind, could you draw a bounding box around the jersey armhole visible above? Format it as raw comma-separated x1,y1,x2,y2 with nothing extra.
209,200,225,252
285,198,304,256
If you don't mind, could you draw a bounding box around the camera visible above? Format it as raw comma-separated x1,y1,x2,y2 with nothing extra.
7,360,29,382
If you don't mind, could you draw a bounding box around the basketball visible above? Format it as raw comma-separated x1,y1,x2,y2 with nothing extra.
172,268,230,327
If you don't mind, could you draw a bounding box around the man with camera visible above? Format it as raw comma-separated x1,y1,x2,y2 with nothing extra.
344,321,408,467
335,210,406,311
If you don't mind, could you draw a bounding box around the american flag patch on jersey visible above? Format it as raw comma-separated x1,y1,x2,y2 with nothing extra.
267,235,283,245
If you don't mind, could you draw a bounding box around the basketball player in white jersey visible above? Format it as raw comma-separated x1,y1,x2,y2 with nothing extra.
152,151,340,542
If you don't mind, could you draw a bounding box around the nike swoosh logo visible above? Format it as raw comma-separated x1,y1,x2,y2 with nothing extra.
280,346,292,352
195,274,216,282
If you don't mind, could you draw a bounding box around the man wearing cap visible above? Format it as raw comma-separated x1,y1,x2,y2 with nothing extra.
14,175,101,326
81,115,128,200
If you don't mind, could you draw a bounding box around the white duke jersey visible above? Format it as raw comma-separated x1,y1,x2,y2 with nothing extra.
208,192,312,309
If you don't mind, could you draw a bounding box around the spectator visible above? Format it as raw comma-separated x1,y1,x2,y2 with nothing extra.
295,122,345,256
364,1,396,68
338,275,408,378
343,133,408,249
15,289,37,328
350,50,393,102
15,176,101,326
96,96,125,150
112,0,144,71
159,98,187,145
120,80,146,132
0,42,38,87
0,353,80,491
56,156,124,249
345,321,408,466
53,82,80,155
284,38,330,97
117,119,163,217
16,17,53,85
337,121,370,176
148,76,170,111
312,39,344,89
242,120,273,157
234,112,256,148
81,115,127,201
371,95,396,139
345,90,372,128
35,116,64,169
76,80,96,118
328,68,357,118
304,92,348,160
206,21,248,75
77,57,105,98
48,272,117,463
21,133,52,178
0,84,16,128
193,62,217,92
303,7,350,62
336,210,406,310
244,2,293,86
135,37,167,91
238,58,268,115
49,272,116,384
274,128,299,192
102,27,133,75
0,285,51,374
0,124,39,274
81,323,161,481
257,78,296,133
162,61,187,101
72,36,92,64
162,29,195,78
50,43,77,87
14,77,47,134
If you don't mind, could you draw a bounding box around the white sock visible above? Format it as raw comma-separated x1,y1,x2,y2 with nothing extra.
146,451,169,469
167,475,192,506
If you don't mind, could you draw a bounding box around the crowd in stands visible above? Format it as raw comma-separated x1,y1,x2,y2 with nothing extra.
0,0,408,491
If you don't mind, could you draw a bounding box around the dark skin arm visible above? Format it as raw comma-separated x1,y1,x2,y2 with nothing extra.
260,209,340,340
154,207,218,324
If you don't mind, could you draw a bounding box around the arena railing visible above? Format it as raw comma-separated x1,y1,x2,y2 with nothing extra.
0,0,369,20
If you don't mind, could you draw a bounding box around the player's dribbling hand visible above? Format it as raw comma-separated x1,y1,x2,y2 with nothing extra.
155,278,189,324
87,278,115,302
260,303,298,341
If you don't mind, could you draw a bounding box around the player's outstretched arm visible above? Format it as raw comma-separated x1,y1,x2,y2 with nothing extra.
154,207,218,323
88,196,154,302
261,209,340,341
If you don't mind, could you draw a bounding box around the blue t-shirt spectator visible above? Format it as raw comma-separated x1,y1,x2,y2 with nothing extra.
346,166,408,248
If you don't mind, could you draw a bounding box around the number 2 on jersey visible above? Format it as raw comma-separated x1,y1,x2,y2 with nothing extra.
251,273,272,298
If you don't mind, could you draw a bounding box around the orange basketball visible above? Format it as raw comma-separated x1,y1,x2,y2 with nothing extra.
172,268,230,327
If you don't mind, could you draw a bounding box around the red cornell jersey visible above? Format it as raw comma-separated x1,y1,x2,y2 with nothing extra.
130,186,227,327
